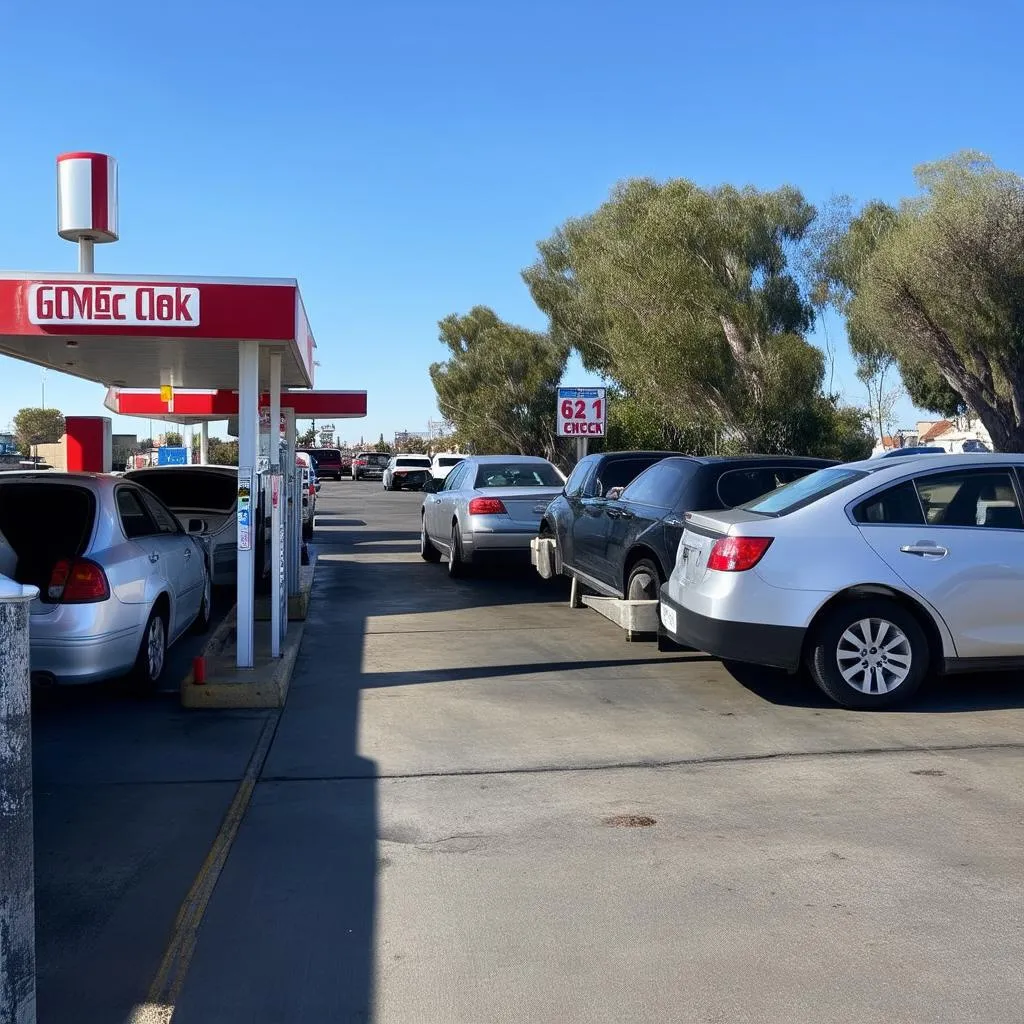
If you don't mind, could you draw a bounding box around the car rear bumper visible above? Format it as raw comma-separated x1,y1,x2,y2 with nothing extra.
658,588,805,672
31,627,142,684
464,527,536,556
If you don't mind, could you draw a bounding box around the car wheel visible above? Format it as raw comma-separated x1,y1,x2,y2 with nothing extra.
807,598,929,709
133,608,167,690
192,575,212,634
448,522,466,578
420,516,441,562
626,558,662,601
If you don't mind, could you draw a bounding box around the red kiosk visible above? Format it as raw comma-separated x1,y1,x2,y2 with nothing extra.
0,152,341,670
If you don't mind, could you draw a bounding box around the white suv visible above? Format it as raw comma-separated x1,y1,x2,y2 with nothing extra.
431,453,464,481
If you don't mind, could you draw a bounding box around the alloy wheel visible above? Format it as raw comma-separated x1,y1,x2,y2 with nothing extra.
835,617,911,695
148,616,166,681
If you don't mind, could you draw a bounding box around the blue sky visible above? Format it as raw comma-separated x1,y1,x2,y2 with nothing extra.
1,0,1020,445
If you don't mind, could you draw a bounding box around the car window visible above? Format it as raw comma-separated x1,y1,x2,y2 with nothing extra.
563,457,594,498
620,460,694,508
138,491,182,534
474,463,563,488
913,470,1023,528
117,488,159,539
127,470,236,513
444,463,469,491
436,457,464,468
396,458,432,468
594,458,660,498
744,467,869,517
853,481,926,525
716,466,813,509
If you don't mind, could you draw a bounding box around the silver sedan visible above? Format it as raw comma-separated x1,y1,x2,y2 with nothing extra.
420,455,565,576
0,472,211,688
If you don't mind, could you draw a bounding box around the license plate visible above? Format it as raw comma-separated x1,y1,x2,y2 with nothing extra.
660,603,677,634
683,545,701,582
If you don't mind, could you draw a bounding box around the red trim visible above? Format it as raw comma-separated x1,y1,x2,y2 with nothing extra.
111,389,367,418
57,151,108,162
91,155,108,234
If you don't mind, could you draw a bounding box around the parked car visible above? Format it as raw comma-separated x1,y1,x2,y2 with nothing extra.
543,455,833,601
421,456,566,576
431,453,465,481
0,472,211,687
296,447,343,481
125,466,241,586
876,446,946,459
383,454,433,491
352,451,390,481
659,453,1024,709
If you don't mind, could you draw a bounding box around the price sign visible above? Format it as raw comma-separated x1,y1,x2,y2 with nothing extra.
237,484,252,551
557,387,606,437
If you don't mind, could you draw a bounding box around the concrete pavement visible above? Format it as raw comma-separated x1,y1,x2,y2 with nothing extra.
32,481,1024,1023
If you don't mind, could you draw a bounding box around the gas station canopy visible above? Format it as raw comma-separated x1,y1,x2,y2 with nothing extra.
105,387,367,424
0,271,316,390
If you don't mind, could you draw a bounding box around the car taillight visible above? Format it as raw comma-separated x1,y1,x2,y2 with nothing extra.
468,497,508,515
48,558,110,603
706,536,773,572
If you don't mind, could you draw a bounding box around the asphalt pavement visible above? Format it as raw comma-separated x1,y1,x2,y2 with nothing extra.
32,480,1024,1024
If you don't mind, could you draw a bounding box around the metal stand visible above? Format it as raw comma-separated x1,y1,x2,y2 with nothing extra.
199,422,209,466
78,238,94,273
236,341,259,668
0,580,39,1024
269,355,283,657
569,575,584,609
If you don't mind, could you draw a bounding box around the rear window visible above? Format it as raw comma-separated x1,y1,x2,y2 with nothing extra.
716,466,816,508
0,483,96,593
437,457,464,468
358,453,389,466
743,467,868,517
128,470,236,513
474,463,564,488
396,458,431,468
299,449,341,466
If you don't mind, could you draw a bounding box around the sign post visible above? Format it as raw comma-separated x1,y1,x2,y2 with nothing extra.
557,387,607,462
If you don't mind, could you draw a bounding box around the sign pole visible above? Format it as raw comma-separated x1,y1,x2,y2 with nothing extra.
576,436,588,463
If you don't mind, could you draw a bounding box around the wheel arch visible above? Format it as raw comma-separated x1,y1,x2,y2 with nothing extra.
622,544,667,595
801,584,948,672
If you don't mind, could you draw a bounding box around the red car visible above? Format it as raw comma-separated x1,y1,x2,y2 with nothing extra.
297,447,344,481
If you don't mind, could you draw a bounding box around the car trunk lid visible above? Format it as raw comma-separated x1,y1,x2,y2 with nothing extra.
676,508,771,581
476,487,562,527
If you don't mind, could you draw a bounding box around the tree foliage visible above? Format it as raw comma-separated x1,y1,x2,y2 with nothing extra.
207,438,238,466
523,177,870,458
429,306,569,458
297,427,317,447
163,431,183,448
820,152,1024,447
14,407,65,453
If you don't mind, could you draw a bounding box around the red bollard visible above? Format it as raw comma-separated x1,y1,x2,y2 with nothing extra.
192,656,206,685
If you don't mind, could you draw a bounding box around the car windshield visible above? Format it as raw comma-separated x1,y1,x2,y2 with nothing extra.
742,466,868,517
474,463,563,488
396,458,431,468
129,470,236,513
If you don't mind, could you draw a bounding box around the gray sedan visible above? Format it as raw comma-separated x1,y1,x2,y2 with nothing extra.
420,455,565,576
0,472,210,688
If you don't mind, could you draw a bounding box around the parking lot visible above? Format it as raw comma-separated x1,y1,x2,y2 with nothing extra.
32,481,1024,1023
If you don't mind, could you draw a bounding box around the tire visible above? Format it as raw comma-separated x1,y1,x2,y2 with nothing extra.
420,516,441,562
132,608,168,690
807,598,929,709
447,522,466,578
626,557,662,601
192,574,212,634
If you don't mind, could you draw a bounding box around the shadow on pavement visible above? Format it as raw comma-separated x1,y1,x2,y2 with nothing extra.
723,659,1024,713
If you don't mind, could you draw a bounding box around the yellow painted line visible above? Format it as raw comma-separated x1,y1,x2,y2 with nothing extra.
135,709,281,1022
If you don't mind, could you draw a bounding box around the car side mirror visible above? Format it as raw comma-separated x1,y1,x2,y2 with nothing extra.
423,478,440,494
187,518,206,535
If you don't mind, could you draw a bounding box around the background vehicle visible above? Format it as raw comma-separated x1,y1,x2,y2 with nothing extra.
545,454,833,600
125,466,240,586
0,472,210,687
420,456,565,576
660,453,1024,709
352,451,389,481
296,447,343,481
431,453,465,481
876,446,946,459
383,454,433,490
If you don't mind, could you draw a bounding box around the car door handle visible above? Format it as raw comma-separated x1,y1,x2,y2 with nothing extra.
149,552,160,563
900,543,948,558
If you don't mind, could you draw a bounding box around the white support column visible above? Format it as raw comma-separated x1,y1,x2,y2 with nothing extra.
199,422,209,466
284,409,300,597
269,353,283,659
236,341,260,669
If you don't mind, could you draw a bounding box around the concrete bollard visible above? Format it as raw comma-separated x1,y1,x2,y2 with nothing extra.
0,578,39,1024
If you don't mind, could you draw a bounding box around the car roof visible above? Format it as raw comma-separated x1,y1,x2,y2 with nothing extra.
688,454,838,466
466,454,553,464
127,465,236,474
